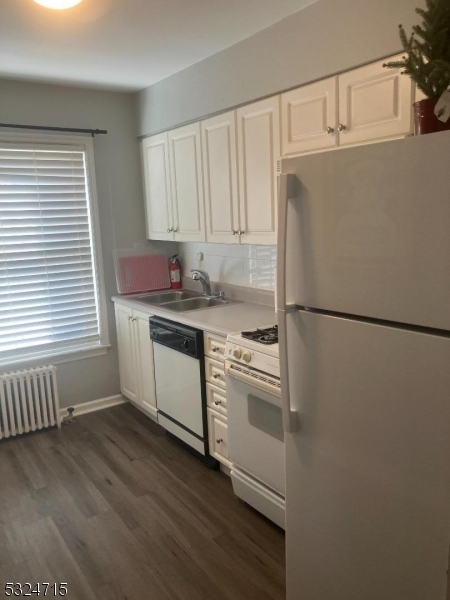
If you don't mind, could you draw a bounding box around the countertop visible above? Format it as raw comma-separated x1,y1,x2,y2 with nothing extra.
111,292,277,337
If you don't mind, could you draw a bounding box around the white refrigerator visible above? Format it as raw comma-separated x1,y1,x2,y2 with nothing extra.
277,131,450,600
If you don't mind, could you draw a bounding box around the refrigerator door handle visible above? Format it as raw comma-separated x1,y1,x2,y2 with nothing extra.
276,174,296,310
277,173,300,433
279,308,300,433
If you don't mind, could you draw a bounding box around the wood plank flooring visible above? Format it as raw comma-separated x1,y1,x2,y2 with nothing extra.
0,404,285,599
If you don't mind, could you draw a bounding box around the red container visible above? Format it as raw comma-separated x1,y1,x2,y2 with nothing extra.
414,98,450,136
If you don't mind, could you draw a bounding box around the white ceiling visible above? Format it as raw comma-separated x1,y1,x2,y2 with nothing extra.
0,0,317,92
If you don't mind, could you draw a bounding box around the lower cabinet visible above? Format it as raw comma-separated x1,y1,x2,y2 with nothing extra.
114,303,157,420
204,332,231,467
207,407,231,467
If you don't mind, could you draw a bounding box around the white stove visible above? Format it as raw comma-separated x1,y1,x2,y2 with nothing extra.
225,324,285,529
225,325,280,379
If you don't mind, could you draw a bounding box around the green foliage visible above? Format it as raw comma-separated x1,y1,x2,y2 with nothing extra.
384,0,450,99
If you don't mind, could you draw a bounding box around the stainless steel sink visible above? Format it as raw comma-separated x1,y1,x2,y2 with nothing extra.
135,289,239,312
136,290,200,305
161,296,238,312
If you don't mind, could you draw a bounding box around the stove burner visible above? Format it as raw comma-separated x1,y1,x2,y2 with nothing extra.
242,325,278,345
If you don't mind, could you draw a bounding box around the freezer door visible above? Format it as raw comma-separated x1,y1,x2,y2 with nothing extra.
280,132,450,331
285,309,450,600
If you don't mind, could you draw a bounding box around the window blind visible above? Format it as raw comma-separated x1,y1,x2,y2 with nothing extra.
0,144,101,360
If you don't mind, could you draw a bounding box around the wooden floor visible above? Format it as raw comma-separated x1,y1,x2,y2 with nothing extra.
0,404,285,600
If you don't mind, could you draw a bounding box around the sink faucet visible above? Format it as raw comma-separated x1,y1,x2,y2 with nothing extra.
190,269,212,296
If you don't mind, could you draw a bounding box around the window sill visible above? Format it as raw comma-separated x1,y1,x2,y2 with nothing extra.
0,344,111,372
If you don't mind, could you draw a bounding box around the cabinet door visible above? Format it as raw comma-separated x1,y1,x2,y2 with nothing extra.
281,77,338,155
133,310,157,420
237,96,280,245
338,55,414,146
141,133,174,241
115,304,138,402
207,408,231,467
168,123,206,242
201,111,240,243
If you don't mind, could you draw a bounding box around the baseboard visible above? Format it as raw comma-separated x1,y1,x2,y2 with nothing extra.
220,463,232,477
59,394,127,418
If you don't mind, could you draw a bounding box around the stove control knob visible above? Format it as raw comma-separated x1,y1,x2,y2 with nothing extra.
233,346,242,359
242,350,252,363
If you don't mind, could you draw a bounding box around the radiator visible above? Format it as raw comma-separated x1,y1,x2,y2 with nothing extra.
0,365,61,440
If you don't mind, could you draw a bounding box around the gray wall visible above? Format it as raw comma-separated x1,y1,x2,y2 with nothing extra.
0,78,175,409
137,0,422,136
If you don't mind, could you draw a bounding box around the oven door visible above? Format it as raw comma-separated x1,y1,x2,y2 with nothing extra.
225,360,285,496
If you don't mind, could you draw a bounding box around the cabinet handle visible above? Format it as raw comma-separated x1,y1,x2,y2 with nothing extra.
216,438,223,444
338,124,347,132
167,228,172,233
127,316,132,321
211,346,219,352
239,230,245,235
214,400,222,406
232,230,237,235
326,126,335,134
173,228,178,233
213,373,221,379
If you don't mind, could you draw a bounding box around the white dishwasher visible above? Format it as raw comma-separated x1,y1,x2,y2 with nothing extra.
150,316,218,468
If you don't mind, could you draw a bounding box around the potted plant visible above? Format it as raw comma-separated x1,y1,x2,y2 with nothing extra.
384,0,450,135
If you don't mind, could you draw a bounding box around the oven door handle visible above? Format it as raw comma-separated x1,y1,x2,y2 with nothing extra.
225,361,281,400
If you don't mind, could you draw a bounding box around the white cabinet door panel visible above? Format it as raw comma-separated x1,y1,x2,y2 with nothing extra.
338,55,413,146
115,304,138,402
202,111,240,243
134,310,157,418
141,133,174,241
207,408,231,467
169,123,206,242
237,96,280,245
282,77,338,155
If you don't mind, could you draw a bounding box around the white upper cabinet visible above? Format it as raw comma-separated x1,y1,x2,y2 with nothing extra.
141,55,415,245
168,123,206,242
201,111,240,244
141,133,174,241
237,96,281,245
281,77,338,155
338,55,414,146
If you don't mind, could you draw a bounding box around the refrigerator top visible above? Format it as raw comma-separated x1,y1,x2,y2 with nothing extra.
278,131,450,332
280,130,450,174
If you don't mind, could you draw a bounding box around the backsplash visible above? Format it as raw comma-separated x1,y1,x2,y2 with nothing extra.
178,243,277,291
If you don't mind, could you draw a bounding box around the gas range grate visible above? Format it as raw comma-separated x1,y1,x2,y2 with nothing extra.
241,325,278,345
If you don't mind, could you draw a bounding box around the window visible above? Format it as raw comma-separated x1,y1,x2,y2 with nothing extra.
0,134,108,366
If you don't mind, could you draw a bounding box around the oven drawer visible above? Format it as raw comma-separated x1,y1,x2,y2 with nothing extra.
204,332,227,361
206,383,227,416
205,357,226,389
207,408,231,467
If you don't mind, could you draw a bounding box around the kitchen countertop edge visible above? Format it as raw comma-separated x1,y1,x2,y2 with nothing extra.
111,294,277,337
